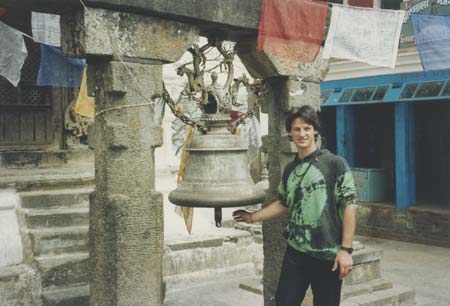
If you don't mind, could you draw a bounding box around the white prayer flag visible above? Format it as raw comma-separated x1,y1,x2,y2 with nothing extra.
32,12,61,47
323,5,405,69
0,21,28,87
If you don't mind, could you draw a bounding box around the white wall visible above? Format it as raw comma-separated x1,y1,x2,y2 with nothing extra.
0,189,23,267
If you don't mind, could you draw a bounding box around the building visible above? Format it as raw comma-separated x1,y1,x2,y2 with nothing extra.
320,0,450,247
0,9,88,160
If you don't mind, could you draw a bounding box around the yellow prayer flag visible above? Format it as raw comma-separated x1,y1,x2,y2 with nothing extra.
74,68,95,118
176,127,194,234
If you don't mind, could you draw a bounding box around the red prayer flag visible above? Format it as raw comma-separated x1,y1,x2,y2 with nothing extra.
0,8,7,15
257,0,328,63
347,0,373,7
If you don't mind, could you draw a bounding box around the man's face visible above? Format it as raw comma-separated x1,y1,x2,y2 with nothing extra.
288,117,316,150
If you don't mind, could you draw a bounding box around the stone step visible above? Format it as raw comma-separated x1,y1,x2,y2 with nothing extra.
20,188,93,209
0,264,41,306
0,149,93,169
36,252,89,288
0,168,95,192
343,278,393,299
342,284,415,306
23,207,89,229
165,262,257,293
42,284,89,306
345,247,383,286
238,277,393,301
164,229,262,277
353,247,383,266
29,226,89,256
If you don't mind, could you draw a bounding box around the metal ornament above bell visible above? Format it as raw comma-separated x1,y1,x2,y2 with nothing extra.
169,113,266,208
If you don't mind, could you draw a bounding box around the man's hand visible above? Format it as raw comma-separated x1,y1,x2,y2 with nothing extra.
232,202,288,224
332,250,353,280
232,210,253,224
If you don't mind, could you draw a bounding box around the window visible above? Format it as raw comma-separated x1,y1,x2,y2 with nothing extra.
400,83,418,99
351,87,376,102
440,81,450,96
0,40,48,107
348,0,374,7
414,81,444,98
343,0,402,9
381,0,403,10
0,39,52,147
339,89,354,102
372,86,389,101
320,90,333,104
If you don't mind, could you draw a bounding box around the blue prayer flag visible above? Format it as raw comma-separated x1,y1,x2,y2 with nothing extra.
37,44,85,88
412,14,450,71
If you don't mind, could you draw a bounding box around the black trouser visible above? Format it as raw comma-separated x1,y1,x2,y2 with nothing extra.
275,245,342,306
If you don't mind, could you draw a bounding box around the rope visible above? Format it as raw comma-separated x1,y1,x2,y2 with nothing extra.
94,103,153,117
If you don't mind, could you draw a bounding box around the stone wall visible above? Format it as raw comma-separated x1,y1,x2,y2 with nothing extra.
0,189,41,306
356,203,450,248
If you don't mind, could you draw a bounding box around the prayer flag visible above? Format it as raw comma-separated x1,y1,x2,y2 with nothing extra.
257,0,328,62
0,8,7,15
37,44,85,88
32,12,61,47
176,127,195,234
323,4,405,68
0,21,28,87
412,14,450,71
74,68,95,118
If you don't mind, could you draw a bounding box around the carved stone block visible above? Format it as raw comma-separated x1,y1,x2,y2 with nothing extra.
282,78,321,112
61,7,198,62
235,38,329,82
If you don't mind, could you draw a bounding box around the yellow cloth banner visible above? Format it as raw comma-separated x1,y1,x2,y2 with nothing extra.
74,68,95,118
175,127,194,234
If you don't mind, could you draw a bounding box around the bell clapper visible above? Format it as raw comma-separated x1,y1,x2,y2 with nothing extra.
215,207,222,227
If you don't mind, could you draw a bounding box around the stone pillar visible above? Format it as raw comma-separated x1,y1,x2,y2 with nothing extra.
235,39,329,306
89,61,166,306
61,7,198,306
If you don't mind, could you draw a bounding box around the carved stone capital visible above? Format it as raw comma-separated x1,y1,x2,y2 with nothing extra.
282,77,321,112
61,7,198,62
235,38,330,82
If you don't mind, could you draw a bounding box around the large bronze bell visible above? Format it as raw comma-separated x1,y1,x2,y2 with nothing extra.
168,44,266,226
169,114,266,209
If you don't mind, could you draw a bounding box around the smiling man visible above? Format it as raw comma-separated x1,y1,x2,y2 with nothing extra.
233,105,357,306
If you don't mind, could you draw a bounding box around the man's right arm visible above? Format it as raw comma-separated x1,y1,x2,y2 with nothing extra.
233,200,289,224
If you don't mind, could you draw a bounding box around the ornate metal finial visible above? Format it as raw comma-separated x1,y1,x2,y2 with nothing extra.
163,39,267,136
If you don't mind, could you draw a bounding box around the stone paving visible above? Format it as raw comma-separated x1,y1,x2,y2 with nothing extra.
164,235,450,306
357,236,450,306
165,277,263,306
